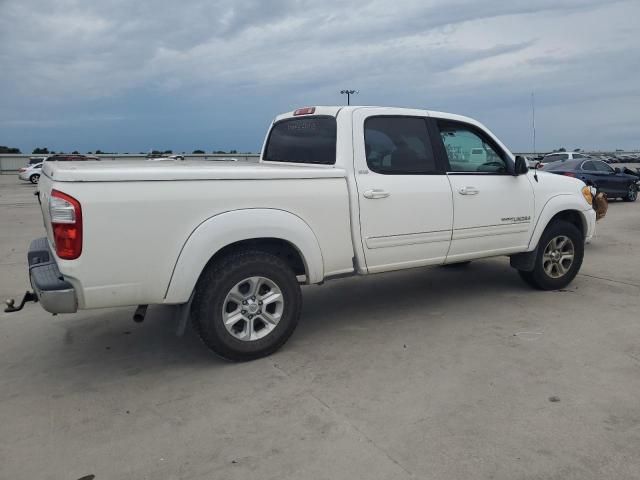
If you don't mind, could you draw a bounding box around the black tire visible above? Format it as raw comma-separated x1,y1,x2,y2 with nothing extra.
30,174,40,184
517,220,584,290
191,250,302,361
623,183,637,202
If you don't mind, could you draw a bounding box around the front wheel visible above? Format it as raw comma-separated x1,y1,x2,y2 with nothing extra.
624,184,637,202
518,220,584,290
191,251,302,361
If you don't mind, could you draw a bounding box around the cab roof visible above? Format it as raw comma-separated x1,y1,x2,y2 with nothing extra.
273,106,480,126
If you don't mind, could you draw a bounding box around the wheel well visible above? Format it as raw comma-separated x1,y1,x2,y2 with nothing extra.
549,210,585,237
206,238,307,277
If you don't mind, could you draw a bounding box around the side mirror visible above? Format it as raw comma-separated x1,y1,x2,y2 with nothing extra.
514,156,528,175
614,167,621,173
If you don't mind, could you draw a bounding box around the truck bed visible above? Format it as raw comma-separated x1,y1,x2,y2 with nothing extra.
38,161,354,309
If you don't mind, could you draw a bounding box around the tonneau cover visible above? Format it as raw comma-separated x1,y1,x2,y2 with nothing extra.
44,160,346,182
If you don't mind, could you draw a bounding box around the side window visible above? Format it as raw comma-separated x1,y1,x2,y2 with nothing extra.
436,120,507,173
582,161,596,171
594,161,613,173
364,117,438,174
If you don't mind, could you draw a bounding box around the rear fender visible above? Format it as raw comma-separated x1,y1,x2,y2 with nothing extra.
164,209,323,303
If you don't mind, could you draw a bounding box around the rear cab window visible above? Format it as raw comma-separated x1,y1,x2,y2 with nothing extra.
263,116,336,165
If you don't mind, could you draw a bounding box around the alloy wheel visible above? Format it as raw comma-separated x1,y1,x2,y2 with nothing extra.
222,276,284,341
542,235,575,279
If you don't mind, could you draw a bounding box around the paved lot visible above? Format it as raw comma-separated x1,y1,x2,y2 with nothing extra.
1,173,639,480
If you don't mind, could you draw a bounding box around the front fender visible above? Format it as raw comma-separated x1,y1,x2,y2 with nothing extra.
164,208,324,303
528,194,594,250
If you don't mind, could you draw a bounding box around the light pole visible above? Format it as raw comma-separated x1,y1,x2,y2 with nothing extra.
531,91,536,155
340,89,358,106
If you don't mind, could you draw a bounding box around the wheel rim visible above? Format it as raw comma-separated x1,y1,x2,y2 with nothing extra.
32,175,39,184
222,276,284,341
542,235,575,279
629,185,637,200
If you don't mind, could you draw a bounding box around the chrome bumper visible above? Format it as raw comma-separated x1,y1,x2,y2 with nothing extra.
28,237,78,314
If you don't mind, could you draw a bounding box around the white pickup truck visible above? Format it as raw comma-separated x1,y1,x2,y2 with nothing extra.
16,106,597,360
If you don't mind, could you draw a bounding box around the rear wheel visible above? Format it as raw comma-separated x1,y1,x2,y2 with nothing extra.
517,220,584,290
191,251,302,361
624,184,637,202
30,174,40,184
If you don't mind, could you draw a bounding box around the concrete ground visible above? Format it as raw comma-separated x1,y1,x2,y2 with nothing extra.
1,173,639,480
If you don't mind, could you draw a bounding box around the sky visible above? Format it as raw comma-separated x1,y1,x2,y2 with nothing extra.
1,0,639,154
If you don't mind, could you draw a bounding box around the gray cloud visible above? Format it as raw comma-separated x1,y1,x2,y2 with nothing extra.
0,0,638,152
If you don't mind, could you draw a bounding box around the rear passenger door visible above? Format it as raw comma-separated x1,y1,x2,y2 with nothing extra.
352,109,453,273
431,118,535,261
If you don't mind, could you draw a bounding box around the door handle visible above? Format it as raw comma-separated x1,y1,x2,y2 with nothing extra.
458,186,479,195
363,189,390,199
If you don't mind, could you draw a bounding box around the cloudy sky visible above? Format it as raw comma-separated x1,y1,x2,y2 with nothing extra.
1,0,639,154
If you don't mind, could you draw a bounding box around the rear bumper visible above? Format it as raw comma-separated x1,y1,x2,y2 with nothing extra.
28,237,78,314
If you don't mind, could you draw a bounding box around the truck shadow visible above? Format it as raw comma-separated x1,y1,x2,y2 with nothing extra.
32,257,534,383
295,257,529,341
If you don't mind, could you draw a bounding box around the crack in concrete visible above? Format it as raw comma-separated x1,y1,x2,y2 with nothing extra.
578,273,640,289
626,352,640,365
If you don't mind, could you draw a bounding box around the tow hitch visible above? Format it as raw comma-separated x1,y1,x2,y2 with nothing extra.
4,291,38,313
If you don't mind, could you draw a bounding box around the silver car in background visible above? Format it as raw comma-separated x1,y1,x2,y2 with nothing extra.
18,163,43,184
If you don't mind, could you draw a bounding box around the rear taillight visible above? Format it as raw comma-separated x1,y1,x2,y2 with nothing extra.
49,190,82,259
18,168,26,172
536,163,544,169
563,172,576,177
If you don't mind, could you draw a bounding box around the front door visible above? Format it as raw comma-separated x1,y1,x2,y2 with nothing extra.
431,118,535,261
352,109,453,273
592,160,625,195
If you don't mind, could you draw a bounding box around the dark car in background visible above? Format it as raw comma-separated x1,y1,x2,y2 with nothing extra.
542,158,638,201
536,152,591,169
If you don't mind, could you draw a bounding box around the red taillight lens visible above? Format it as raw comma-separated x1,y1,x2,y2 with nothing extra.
563,172,576,177
536,163,544,169
18,168,26,172
49,190,82,259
